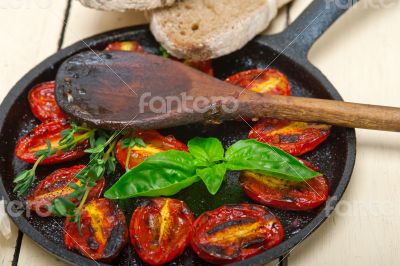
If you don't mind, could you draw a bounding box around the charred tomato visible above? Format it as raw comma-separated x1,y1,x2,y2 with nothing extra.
104,40,145,53
64,198,128,262
115,130,188,169
130,198,194,265
240,160,329,211
181,58,214,76
105,41,213,75
15,120,89,164
161,47,213,75
249,118,331,156
27,165,105,215
191,204,284,264
225,69,291,96
28,81,67,122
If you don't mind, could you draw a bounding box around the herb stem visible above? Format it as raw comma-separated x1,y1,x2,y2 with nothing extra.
103,139,117,161
13,154,46,196
77,187,90,212
66,134,118,214
48,129,121,226
104,131,120,148
58,130,95,150
32,155,45,171
125,148,132,170
76,125,92,132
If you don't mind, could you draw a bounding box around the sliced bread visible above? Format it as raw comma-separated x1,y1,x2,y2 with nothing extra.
149,0,291,60
78,0,176,11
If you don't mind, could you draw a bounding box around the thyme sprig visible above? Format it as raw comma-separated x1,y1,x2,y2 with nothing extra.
121,135,146,170
13,122,94,197
13,155,46,197
48,130,120,228
59,121,92,149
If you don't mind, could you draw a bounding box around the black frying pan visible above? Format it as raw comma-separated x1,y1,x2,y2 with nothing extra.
0,0,357,265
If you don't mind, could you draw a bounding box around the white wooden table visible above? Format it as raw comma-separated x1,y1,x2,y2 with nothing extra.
1,1,399,265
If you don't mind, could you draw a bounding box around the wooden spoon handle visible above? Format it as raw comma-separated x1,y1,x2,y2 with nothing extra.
238,94,400,131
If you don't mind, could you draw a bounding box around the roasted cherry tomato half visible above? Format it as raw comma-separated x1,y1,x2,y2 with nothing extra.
104,40,145,53
162,48,214,76
15,120,89,164
249,118,331,156
27,165,105,215
181,59,214,76
240,159,329,211
191,204,284,264
115,130,188,169
28,81,67,122
130,198,195,265
105,41,213,75
64,198,128,262
225,69,291,96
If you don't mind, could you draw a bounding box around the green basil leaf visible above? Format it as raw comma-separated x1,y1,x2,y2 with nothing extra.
104,150,200,199
196,163,227,195
188,137,224,164
225,139,320,182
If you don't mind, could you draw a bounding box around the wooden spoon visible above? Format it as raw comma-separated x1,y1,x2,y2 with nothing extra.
55,51,400,132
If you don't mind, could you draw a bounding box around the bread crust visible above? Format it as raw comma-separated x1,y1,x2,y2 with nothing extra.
149,0,286,60
78,0,176,11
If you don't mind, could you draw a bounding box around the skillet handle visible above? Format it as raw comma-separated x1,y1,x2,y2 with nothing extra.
262,0,359,59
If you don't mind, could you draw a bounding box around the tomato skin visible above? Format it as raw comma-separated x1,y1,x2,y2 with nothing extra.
115,130,188,169
15,120,88,165
130,198,194,265
181,59,214,76
191,204,284,265
104,41,145,53
105,40,213,75
226,69,290,122
225,69,291,96
27,165,105,215
64,198,128,262
162,52,213,75
241,160,329,211
249,118,331,156
28,81,67,122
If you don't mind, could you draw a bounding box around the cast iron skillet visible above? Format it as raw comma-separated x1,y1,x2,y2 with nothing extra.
0,0,357,265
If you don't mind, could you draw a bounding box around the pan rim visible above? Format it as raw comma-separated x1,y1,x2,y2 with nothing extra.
0,25,356,266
